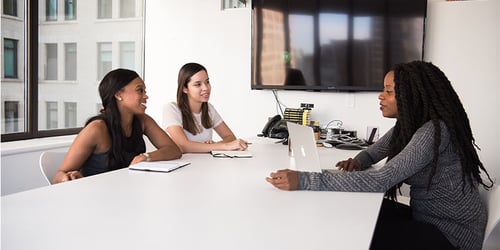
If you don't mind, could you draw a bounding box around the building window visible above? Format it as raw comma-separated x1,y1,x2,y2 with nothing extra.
120,0,135,18
64,43,77,80
46,0,58,21
64,102,77,128
3,101,20,133
46,101,58,129
98,0,112,19
3,38,18,79
3,0,17,16
120,42,135,70
1,0,144,141
65,0,77,20
97,42,112,80
45,43,58,80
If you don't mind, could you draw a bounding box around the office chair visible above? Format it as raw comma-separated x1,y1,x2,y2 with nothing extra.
39,151,66,185
481,184,500,249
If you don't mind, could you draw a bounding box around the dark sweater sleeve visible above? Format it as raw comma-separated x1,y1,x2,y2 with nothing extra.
354,127,393,170
298,122,439,192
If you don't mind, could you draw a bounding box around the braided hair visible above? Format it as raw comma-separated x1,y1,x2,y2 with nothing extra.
385,61,493,200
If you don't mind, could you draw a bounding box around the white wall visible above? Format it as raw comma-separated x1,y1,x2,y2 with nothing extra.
144,0,394,142
2,0,499,196
423,0,500,180
145,0,500,179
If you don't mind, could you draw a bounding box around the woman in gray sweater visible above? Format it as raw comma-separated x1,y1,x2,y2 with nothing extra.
266,61,494,250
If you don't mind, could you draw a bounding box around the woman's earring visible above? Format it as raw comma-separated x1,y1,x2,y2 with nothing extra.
118,97,123,101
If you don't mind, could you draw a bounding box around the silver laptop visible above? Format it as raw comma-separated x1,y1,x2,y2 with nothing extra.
286,122,322,172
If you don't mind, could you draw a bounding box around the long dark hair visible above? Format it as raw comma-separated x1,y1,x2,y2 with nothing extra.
385,61,493,200
176,62,212,135
86,68,141,171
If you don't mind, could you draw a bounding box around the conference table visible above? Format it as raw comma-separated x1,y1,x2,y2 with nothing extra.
1,137,383,250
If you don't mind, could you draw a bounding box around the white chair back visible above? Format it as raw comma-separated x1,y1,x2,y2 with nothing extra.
39,151,66,185
481,184,500,249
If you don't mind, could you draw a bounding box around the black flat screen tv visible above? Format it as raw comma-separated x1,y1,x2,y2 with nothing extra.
251,0,427,92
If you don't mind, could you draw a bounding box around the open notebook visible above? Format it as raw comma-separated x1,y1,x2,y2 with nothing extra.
129,161,190,173
211,150,253,158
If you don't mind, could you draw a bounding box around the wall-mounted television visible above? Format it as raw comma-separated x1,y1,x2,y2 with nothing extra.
251,0,427,92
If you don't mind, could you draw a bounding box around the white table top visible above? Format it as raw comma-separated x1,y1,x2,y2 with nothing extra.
1,137,383,250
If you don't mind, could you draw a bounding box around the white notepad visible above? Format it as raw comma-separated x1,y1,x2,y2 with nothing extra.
129,161,190,173
210,150,253,158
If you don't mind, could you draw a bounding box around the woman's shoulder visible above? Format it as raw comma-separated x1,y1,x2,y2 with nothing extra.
206,102,220,113
85,118,108,130
79,119,109,140
419,120,449,133
164,101,181,112
414,120,451,144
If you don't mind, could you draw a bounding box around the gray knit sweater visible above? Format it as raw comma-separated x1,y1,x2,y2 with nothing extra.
298,121,487,249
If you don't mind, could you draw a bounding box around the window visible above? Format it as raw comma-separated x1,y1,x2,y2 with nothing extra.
120,0,135,18
1,0,144,142
3,39,18,79
3,101,20,133
65,0,77,20
45,43,58,80
97,42,112,80
46,0,58,21
46,101,58,129
64,43,77,80
120,42,135,70
64,102,77,128
98,0,112,19
3,0,17,16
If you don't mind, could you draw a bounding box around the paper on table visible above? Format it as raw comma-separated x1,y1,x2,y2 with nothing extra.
210,150,253,158
128,161,190,173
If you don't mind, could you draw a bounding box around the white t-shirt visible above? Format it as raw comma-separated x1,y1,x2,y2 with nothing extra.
162,102,224,143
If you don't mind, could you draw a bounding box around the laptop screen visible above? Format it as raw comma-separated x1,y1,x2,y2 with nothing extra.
286,122,322,172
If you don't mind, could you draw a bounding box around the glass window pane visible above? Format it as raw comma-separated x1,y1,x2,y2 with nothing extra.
98,0,112,19
3,39,18,78
46,0,58,21
3,101,20,133
98,42,112,80
120,0,135,18
3,0,18,16
1,4,26,135
64,102,77,128
64,43,77,80
65,0,77,20
46,101,58,129
45,43,58,80
120,41,135,70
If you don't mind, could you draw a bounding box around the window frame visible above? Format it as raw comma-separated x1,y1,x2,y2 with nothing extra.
2,0,81,142
1,0,145,142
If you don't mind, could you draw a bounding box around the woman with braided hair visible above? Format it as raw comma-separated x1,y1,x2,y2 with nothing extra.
266,61,494,249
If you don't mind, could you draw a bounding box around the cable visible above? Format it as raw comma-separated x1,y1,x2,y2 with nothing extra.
272,89,285,116
324,119,343,129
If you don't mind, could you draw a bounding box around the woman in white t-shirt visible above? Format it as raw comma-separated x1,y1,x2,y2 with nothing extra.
163,62,248,153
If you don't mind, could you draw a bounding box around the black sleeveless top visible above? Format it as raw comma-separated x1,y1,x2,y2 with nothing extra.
81,117,146,177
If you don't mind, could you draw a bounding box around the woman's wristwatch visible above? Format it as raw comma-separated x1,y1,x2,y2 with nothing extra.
142,152,152,162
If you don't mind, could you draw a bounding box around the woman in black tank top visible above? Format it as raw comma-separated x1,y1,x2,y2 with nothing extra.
53,69,181,183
